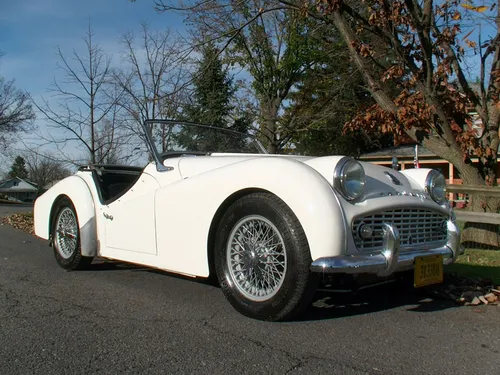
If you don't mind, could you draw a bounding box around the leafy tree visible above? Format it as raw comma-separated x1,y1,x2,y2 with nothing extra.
183,42,234,127
277,2,500,186
7,156,28,180
282,20,393,156
176,42,244,152
155,1,318,153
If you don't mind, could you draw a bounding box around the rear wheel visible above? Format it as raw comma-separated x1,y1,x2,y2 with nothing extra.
214,193,317,321
52,198,93,270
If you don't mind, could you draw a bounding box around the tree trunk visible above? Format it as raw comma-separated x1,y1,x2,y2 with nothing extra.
260,99,281,154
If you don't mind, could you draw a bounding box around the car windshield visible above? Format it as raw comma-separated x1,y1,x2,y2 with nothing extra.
144,120,267,157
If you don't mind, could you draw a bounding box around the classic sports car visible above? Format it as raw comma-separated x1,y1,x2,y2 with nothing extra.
34,120,462,321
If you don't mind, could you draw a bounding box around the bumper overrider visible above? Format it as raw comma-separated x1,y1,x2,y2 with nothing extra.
310,220,464,277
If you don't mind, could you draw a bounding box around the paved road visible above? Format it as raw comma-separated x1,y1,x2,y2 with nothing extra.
1,204,500,374
0,203,33,217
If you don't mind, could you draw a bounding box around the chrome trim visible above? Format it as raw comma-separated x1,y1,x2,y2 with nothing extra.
311,220,461,276
365,191,433,201
330,184,349,258
378,223,400,277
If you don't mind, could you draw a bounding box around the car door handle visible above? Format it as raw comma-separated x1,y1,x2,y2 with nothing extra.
103,212,114,220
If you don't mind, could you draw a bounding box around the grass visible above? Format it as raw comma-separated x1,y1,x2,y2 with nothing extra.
446,249,500,285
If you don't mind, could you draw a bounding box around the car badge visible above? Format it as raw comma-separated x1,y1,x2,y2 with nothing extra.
384,171,402,185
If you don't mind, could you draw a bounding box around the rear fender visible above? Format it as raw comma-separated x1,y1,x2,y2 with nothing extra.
34,175,97,257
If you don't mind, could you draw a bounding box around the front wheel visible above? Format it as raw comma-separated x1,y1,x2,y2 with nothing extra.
52,197,93,270
214,193,317,321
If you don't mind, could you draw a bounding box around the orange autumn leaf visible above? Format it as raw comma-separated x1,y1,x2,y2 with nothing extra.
460,3,475,10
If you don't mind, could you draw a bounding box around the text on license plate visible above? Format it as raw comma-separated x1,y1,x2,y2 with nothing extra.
414,255,443,288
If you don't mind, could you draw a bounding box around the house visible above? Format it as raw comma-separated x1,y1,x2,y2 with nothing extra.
0,177,39,203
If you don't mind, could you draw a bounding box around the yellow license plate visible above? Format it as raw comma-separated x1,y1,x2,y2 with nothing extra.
414,255,443,288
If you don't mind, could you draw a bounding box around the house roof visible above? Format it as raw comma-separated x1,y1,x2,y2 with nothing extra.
0,177,38,193
360,144,436,159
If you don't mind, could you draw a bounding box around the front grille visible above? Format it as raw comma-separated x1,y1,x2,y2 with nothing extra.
352,208,448,251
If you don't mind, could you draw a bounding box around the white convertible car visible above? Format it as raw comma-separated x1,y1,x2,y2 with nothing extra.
34,120,462,321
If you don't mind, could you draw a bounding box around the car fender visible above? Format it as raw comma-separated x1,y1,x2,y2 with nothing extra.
154,157,346,277
34,175,97,257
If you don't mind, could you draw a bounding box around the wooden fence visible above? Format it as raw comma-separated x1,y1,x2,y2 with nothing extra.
446,184,500,249
446,184,500,225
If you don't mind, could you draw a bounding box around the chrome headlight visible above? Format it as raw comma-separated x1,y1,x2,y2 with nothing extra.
425,170,446,204
334,157,365,201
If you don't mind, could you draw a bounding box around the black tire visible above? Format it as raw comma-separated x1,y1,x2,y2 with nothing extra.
51,197,93,270
214,192,318,321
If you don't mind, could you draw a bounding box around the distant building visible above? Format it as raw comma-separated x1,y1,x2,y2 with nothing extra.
0,177,39,203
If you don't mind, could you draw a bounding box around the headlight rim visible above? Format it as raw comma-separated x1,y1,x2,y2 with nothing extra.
334,157,366,202
425,170,447,204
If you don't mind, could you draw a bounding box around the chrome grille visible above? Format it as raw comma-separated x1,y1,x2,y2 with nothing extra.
352,208,448,251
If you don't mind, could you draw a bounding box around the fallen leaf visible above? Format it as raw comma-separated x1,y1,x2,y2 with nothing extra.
479,295,489,305
471,297,481,305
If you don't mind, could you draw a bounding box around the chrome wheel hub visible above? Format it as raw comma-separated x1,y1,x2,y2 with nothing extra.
226,215,287,302
55,207,78,259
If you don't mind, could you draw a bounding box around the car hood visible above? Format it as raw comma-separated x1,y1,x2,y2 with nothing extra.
173,153,418,198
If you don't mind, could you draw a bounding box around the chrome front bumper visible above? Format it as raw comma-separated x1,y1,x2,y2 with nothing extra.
310,220,464,277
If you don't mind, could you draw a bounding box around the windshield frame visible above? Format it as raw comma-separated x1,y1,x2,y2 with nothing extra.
141,119,268,172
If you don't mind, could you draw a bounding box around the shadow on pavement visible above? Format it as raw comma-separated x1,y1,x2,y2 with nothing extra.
300,282,457,321
82,259,459,321
83,259,149,272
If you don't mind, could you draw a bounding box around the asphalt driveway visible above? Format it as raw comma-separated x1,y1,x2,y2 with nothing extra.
0,202,33,217
1,204,499,374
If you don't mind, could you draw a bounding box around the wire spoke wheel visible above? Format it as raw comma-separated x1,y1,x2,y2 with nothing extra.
215,193,317,321
54,207,79,259
227,215,287,302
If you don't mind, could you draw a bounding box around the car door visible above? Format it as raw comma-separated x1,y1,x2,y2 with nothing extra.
101,172,160,255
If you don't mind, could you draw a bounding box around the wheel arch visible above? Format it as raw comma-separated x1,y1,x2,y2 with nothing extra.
41,176,98,257
206,187,274,280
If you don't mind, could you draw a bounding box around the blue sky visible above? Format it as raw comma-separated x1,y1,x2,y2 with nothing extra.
0,0,184,98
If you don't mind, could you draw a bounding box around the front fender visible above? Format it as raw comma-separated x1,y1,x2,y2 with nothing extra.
154,157,345,277
34,175,97,257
